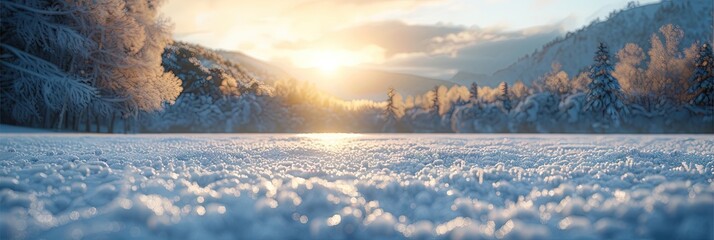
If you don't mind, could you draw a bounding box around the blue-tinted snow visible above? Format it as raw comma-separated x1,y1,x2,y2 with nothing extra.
0,134,712,239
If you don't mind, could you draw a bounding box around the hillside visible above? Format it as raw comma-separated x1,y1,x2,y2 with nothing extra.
474,0,713,86
217,50,294,85
448,71,490,86
162,42,266,97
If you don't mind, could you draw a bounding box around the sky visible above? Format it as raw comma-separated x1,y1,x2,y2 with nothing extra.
161,0,659,79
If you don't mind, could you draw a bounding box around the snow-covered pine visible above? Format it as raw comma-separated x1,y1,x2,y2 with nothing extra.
383,87,399,132
0,1,96,128
469,82,479,103
499,82,512,113
432,86,441,115
385,87,401,121
688,43,714,107
0,0,181,131
585,42,628,126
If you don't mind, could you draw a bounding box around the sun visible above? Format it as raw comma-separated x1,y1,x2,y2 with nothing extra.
314,57,341,75
310,51,347,75
294,49,361,75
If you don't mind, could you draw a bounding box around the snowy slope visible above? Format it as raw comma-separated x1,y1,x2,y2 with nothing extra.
448,71,490,86
479,0,713,86
217,50,294,85
162,42,265,95
1,134,712,239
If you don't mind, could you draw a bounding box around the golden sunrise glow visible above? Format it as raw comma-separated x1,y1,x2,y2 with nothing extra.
298,133,363,149
298,133,363,141
289,46,386,75
163,0,660,78
294,49,355,75
313,54,341,75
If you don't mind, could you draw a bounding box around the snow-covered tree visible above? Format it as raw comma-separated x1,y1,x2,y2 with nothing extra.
511,81,530,102
558,93,587,124
644,24,697,104
0,0,181,131
432,85,441,114
613,43,646,100
688,43,714,107
567,72,590,94
499,82,512,113
385,88,400,120
473,104,509,132
543,63,571,96
383,87,405,132
511,92,559,133
87,0,182,116
0,1,97,128
469,82,479,103
585,42,628,126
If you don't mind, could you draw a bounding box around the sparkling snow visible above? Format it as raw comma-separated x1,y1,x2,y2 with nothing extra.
0,134,712,239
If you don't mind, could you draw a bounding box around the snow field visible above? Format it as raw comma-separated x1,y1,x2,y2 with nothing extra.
0,134,712,239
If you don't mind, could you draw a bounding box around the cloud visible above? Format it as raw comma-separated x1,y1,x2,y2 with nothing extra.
380,26,563,78
274,21,463,56
161,0,444,54
159,0,581,79
284,20,565,78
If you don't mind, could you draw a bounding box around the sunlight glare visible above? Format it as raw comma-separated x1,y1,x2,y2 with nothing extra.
292,47,384,75
305,50,348,75
315,58,340,75
298,133,363,141
298,133,363,149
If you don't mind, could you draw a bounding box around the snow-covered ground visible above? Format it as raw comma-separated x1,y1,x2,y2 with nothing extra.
0,134,712,240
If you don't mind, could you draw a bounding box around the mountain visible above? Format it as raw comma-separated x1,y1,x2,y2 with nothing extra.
190,48,454,100
288,67,456,100
448,71,490,86
216,49,454,100
475,0,713,87
217,50,294,85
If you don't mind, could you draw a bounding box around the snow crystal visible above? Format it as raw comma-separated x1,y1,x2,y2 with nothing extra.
0,134,712,240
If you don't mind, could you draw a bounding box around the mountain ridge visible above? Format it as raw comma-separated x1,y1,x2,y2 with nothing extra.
470,0,713,87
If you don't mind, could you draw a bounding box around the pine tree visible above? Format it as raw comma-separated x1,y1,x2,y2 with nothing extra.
383,87,404,132
386,87,398,121
432,86,440,114
469,82,479,103
585,42,627,125
500,82,512,113
688,43,714,107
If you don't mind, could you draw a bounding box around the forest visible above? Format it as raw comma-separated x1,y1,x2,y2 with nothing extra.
1,0,712,133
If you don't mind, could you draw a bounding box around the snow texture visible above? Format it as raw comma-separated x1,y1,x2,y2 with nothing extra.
0,134,712,240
